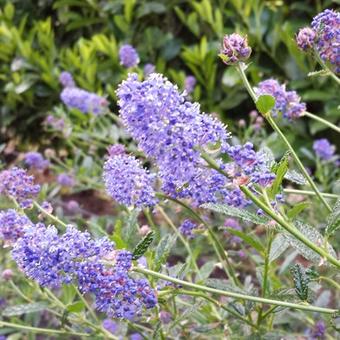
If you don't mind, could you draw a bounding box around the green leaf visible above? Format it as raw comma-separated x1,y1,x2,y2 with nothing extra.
154,234,177,270
61,285,77,305
284,221,336,264
325,199,340,238
287,202,309,219
223,227,264,254
269,234,289,262
67,301,85,313
132,231,154,260
4,2,15,20
197,260,215,281
202,203,269,225
205,279,247,294
284,170,306,185
121,210,139,247
290,264,309,301
269,152,290,198
255,95,276,114
2,302,48,316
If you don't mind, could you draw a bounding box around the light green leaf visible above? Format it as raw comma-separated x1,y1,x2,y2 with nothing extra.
269,234,289,262
202,203,269,225
2,302,48,316
287,202,309,220
67,301,85,313
256,95,275,114
325,199,340,238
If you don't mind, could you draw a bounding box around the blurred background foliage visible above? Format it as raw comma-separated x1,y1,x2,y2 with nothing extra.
0,0,339,156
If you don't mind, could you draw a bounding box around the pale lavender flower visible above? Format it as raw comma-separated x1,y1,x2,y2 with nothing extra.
57,173,75,187
1,269,13,280
60,87,108,115
220,33,252,65
0,167,40,209
179,220,198,239
45,115,65,131
24,152,49,170
254,79,306,119
0,209,32,246
184,75,196,94
313,138,336,160
107,144,126,157
296,27,316,51
311,9,340,73
102,319,118,334
119,44,140,68
144,63,155,77
59,71,75,88
224,218,242,243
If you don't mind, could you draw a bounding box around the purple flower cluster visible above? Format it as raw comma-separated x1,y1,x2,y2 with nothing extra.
306,320,326,339
24,152,49,170
78,250,157,319
313,138,336,160
220,33,252,65
57,173,75,187
59,71,75,88
12,224,113,287
103,151,157,208
60,87,109,115
296,27,316,51
254,79,306,119
179,220,198,239
184,75,196,94
116,73,275,206
45,115,65,131
119,44,140,68
12,224,157,318
225,143,275,187
0,209,32,247
0,167,40,209
311,9,340,73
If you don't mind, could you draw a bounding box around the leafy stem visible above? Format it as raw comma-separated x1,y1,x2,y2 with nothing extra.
132,266,337,314
236,63,332,213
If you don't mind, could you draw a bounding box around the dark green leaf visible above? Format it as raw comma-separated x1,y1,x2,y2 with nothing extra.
290,264,309,301
132,231,154,260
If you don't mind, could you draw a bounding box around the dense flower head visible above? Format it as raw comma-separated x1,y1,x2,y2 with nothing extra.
179,220,198,239
59,71,75,88
296,27,316,51
103,152,157,208
60,87,109,115
220,33,252,65
254,79,306,119
119,44,140,68
0,209,32,246
77,251,157,319
57,173,75,187
144,63,155,77
0,167,40,209
116,73,239,205
24,152,49,170
184,75,196,94
313,138,336,160
12,224,114,288
311,9,340,73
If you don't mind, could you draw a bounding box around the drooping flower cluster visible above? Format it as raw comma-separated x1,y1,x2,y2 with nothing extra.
12,224,157,318
116,73,274,206
0,209,32,246
311,9,340,73
59,71,75,88
254,79,306,119
103,150,157,208
296,27,316,51
119,44,140,68
313,138,336,160
0,167,40,208
184,75,196,94
179,220,198,239
24,152,49,170
60,87,109,115
219,33,252,65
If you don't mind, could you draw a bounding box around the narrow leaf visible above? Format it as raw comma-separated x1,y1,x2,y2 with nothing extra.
325,199,340,238
269,234,289,262
132,231,154,260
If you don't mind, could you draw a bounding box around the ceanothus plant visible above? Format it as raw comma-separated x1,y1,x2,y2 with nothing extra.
0,8,339,340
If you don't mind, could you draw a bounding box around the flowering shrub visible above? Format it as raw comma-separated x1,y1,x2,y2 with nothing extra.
0,4,339,340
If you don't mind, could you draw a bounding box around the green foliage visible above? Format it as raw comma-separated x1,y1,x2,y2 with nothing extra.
290,264,310,301
325,199,340,239
2,302,48,316
132,231,154,260
255,94,275,114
